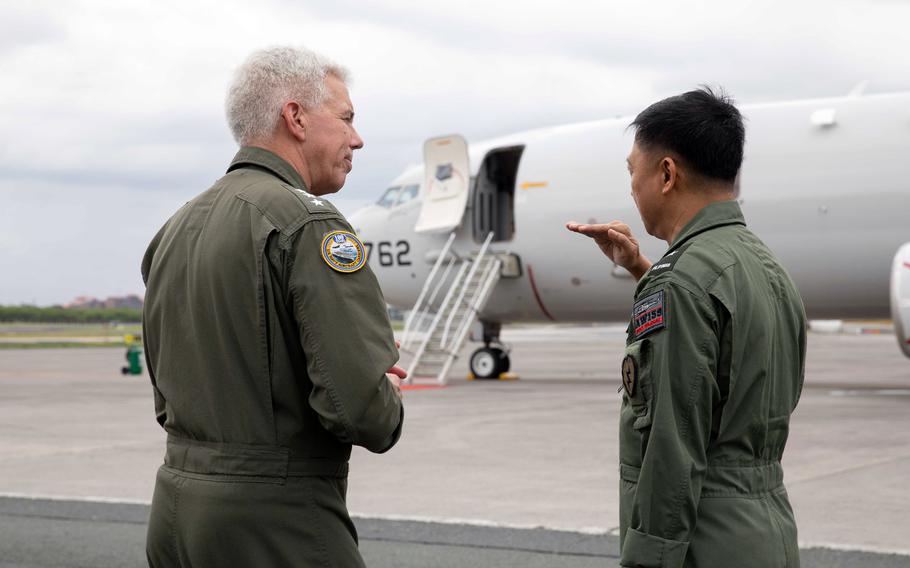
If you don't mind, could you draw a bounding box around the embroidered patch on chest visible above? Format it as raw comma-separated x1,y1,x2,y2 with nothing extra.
631,290,666,339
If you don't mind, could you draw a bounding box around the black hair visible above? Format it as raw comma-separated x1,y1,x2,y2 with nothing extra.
629,86,744,183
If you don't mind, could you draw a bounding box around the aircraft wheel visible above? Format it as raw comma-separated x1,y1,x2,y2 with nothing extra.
494,349,511,373
470,347,505,379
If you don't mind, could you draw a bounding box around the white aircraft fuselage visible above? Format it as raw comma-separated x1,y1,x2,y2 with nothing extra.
349,92,910,356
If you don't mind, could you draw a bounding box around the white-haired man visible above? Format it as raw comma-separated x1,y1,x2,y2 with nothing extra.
142,47,405,567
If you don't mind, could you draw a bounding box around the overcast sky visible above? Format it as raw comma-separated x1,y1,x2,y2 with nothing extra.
1,0,908,305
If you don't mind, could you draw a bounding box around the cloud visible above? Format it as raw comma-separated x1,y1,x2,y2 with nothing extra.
1,0,909,304
0,179,193,305
0,4,65,55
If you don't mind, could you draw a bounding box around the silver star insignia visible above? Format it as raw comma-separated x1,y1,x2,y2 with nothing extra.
310,199,324,206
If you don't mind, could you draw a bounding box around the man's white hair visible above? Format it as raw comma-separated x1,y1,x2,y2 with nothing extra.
225,46,350,146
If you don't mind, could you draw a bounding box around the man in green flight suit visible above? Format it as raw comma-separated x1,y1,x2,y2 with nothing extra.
142,47,404,567
568,88,806,567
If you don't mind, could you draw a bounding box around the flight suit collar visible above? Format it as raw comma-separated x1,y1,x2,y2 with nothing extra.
668,199,746,252
227,146,308,190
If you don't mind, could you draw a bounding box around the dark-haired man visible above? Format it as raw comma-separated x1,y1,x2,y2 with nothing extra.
568,88,806,568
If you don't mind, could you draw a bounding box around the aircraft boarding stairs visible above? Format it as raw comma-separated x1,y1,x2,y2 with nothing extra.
400,232,502,384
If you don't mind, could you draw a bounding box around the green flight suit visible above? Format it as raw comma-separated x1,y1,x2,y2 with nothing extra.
619,200,806,568
141,147,403,567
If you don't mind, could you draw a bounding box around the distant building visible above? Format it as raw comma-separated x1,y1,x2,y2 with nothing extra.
66,296,101,309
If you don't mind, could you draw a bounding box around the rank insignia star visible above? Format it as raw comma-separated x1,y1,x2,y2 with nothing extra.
310,199,324,206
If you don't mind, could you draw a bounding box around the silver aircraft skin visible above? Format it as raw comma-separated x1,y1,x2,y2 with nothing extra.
349,91,910,359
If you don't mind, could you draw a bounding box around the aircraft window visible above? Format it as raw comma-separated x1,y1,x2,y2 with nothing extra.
377,186,401,208
397,184,419,206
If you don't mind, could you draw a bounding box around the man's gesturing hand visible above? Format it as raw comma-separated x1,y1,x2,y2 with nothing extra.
566,220,652,281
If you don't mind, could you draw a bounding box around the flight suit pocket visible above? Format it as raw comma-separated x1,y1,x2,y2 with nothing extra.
619,340,653,469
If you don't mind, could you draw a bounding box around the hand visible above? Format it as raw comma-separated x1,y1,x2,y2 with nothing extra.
566,220,651,280
386,340,407,396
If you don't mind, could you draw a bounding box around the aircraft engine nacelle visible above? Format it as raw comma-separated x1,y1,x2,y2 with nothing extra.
891,242,910,359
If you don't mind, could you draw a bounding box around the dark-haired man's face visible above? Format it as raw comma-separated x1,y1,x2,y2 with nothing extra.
626,141,665,238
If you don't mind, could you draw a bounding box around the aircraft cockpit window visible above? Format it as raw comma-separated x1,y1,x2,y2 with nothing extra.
396,184,419,206
377,186,401,208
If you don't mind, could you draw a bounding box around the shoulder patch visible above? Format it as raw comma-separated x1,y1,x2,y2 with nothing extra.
648,241,693,276
321,230,367,273
631,290,666,339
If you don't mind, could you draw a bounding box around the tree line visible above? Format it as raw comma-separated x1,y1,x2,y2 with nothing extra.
0,306,142,323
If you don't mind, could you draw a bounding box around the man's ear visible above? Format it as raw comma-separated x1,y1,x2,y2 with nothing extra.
281,101,307,142
660,157,677,195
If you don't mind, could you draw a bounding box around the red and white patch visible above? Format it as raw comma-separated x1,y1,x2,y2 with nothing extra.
631,290,666,340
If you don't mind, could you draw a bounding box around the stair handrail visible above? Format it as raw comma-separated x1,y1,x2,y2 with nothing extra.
406,260,470,380
440,231,495,349
401,231,456,349
442,256,503,381
456,256,501,343
404,253,458,350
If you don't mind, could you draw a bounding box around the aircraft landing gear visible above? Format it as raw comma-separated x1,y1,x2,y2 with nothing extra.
469,321,511,379
470,347,510,379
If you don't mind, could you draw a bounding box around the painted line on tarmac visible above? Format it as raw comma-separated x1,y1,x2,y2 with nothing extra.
799,541,910,557
829,389,910,397
3,493,909,558
353,516,617,558
0,492,150,506
350,511,610,536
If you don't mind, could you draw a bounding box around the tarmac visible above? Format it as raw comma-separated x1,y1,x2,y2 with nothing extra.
1,325,909,567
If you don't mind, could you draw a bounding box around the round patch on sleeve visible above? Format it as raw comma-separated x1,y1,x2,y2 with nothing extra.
321,230,367,273
621,355,637,397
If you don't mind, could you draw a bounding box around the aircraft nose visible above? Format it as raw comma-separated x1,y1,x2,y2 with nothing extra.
348,204,378,237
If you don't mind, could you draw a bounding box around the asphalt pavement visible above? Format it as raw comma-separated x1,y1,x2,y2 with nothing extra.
1,325,909,566
2,497,908,567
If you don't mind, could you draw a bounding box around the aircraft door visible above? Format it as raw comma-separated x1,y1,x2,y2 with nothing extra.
473,146,524,243
414,135,471,233
890,242,910,359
